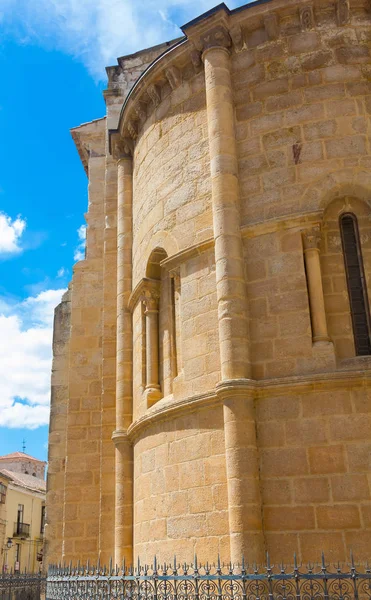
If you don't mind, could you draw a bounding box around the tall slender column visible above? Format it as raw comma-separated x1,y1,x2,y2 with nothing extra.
302,226,330,342
143,287,162,407
200,24,264,563
203,29,250,381
112,137,133,567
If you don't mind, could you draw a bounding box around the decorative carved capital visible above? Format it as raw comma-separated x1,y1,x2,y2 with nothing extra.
300,6,314,30
264,14,279,40
302,226,322,251
200,25,232,55
143,287,160,313
147,83,161,107
230,24,244,52
165,66,181,90
111,134,133,160
337,0,350,25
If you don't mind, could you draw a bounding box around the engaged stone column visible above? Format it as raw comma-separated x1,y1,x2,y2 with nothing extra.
202,27,250,381
302,226,330,343
112,137,133,567
143,287,162,407
199,21,264,563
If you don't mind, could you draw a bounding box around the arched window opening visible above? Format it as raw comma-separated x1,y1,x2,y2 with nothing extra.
340,213,371,356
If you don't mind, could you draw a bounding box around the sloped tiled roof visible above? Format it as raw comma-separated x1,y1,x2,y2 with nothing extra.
0,452,46,464
0,469,46,494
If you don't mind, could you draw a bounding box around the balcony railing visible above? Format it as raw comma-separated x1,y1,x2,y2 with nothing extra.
13,522,30,537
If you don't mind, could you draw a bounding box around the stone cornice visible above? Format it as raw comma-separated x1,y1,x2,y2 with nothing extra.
126,368,371,441
109,0,371,158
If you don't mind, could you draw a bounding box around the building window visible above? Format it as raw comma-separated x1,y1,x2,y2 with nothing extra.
340,213,371,355
0,483,6,504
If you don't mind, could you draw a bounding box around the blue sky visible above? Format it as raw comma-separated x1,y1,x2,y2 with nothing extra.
0,0,247,463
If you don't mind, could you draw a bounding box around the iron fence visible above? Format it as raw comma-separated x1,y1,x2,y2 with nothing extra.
46,554,371,600
0,572,45,600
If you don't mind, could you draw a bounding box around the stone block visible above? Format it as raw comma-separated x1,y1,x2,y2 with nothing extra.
308,445,346,474
294,477,330,504
264,506,315,531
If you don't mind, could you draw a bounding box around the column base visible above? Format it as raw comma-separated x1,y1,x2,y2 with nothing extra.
145,386,162,408
298,340,336,374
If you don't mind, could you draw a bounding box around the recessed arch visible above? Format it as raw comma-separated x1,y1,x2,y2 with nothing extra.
146,247,168,280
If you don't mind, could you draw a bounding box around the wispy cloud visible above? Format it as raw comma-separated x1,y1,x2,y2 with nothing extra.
74,224,86,262
0,212,26,256
0,288,66,429
0,0,240,79
57,267,68,278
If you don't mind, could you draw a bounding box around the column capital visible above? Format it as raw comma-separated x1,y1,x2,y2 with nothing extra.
200,25,232,58
302,225,322,251
110,131,133,161
142,286,160,313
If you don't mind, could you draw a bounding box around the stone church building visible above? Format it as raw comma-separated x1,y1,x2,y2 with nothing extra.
46,0,371,568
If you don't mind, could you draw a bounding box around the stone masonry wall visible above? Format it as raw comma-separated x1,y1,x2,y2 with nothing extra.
133,404,228,563
47,0,371,569
132,72,212,288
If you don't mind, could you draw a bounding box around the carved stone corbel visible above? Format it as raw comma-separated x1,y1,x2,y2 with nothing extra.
134,101,147,121
147,83,161,107
337,0,350,25
229,24,244,52
190,46,202,72
127,120,138,140
165,66,181,90
300,5,315,30
264,14,279,40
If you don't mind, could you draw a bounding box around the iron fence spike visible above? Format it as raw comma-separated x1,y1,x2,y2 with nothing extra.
350,549,355,568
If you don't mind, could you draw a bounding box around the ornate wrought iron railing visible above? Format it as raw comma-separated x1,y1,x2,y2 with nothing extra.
0,572,45,600
46,554,371,600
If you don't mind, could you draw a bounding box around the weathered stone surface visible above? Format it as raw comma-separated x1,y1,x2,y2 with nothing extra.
46,0,371,570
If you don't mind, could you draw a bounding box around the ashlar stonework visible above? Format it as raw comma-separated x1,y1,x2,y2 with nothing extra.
46,0,371,568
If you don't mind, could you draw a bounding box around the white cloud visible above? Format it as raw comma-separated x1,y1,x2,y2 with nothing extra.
74,224,86,262
57,267,67,278
0,212,26,256
0,288,66,429
0,0,244,79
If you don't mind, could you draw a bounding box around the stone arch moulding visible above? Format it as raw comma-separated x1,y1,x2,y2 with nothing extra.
302,170,371,214
140,231,179,279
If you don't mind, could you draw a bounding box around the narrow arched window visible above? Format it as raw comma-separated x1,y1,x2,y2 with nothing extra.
340,213,371,355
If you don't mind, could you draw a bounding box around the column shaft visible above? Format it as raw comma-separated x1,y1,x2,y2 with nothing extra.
114,154,133,566
145,307,160,390
203,45,250,380
144,291,162,407
203,40,263,563
303,229,329,342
